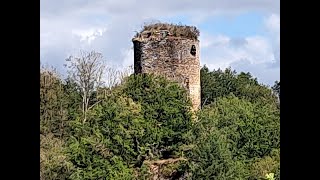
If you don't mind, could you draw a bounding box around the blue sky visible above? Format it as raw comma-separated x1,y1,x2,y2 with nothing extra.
40,0,280,86
200,12,264,37
159,11,264,37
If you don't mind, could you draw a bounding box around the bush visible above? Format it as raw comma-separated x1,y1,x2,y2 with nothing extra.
249,149,280,180
40,134,74,180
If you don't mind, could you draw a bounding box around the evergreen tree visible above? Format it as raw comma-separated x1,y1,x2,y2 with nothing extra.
189,95,280,179
200,65,277,107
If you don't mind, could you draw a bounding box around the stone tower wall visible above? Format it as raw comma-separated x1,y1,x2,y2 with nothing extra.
133,33,200,110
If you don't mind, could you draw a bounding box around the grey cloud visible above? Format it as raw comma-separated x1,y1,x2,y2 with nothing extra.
41,0,279,18
88,16,141,66
40,0,91,18
229,38,248,48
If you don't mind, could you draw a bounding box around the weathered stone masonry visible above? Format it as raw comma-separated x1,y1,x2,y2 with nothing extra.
132,30,201,110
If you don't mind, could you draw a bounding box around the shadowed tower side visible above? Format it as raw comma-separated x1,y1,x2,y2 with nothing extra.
132,23,201,111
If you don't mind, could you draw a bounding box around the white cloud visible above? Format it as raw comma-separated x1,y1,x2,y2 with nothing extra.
265,13,280,62
72,28,107,44
265,14,280,34
201,35,274,68
122,48,134,68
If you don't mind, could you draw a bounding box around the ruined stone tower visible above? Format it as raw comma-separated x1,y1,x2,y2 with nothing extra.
132,23,201,110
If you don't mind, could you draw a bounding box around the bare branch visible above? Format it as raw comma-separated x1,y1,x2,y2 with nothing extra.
65,50,106,123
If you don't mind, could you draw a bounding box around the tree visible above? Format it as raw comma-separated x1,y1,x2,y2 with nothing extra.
66,95,140,180
105,66,120,90
272,81,280,99
103,65,133,92
200,65,238,106
118,65,134,84
65,50,106,123
40,66,71,137
123,74,193,160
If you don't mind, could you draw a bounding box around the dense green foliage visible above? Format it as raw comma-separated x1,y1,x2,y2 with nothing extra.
123,74,193,158
40,133,75,179
189,95,280,179
40,68,68,137
200,65,278,107
40,63,280,179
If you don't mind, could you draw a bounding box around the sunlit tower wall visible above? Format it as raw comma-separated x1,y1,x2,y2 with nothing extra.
132,23,201,110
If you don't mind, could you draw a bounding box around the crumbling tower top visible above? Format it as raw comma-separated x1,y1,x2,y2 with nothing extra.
133,22,200,42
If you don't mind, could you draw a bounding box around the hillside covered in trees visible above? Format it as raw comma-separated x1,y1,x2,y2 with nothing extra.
40,51,280,180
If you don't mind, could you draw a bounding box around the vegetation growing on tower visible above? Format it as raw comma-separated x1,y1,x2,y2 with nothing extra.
134,22,200,40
